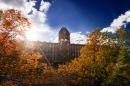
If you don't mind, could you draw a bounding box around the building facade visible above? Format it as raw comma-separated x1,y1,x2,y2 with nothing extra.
38,27,85,66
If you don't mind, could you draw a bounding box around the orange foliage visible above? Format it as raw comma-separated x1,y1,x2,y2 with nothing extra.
0,9,30,55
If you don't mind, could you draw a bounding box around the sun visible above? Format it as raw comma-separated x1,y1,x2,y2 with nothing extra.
25,29,38,41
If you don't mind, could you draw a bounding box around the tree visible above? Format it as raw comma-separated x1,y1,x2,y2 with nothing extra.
0,9,30,55
57,28,130,86
100,30,130,86
0,9,30,81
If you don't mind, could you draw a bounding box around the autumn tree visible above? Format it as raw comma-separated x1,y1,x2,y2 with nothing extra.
102,28,130,86
0,9,30,80
57,28,130,86
0,9,29,54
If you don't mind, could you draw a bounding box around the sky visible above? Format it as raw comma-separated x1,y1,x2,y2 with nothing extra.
0,0,130,44
47,0,130,33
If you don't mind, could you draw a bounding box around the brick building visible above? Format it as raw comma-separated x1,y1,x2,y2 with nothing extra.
38,27,85,66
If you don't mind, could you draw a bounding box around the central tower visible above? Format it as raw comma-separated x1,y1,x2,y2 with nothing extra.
59,27,70,45
58,27,70,63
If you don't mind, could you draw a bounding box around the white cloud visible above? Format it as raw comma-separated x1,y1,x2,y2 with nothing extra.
70,32,86,44
40,1,51,12
24,0,55,42
0,0,55,42
0,0,87,44
0,0,26,9
101,10,130,33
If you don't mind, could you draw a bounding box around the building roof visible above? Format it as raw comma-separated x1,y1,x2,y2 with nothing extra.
59,27,70,34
